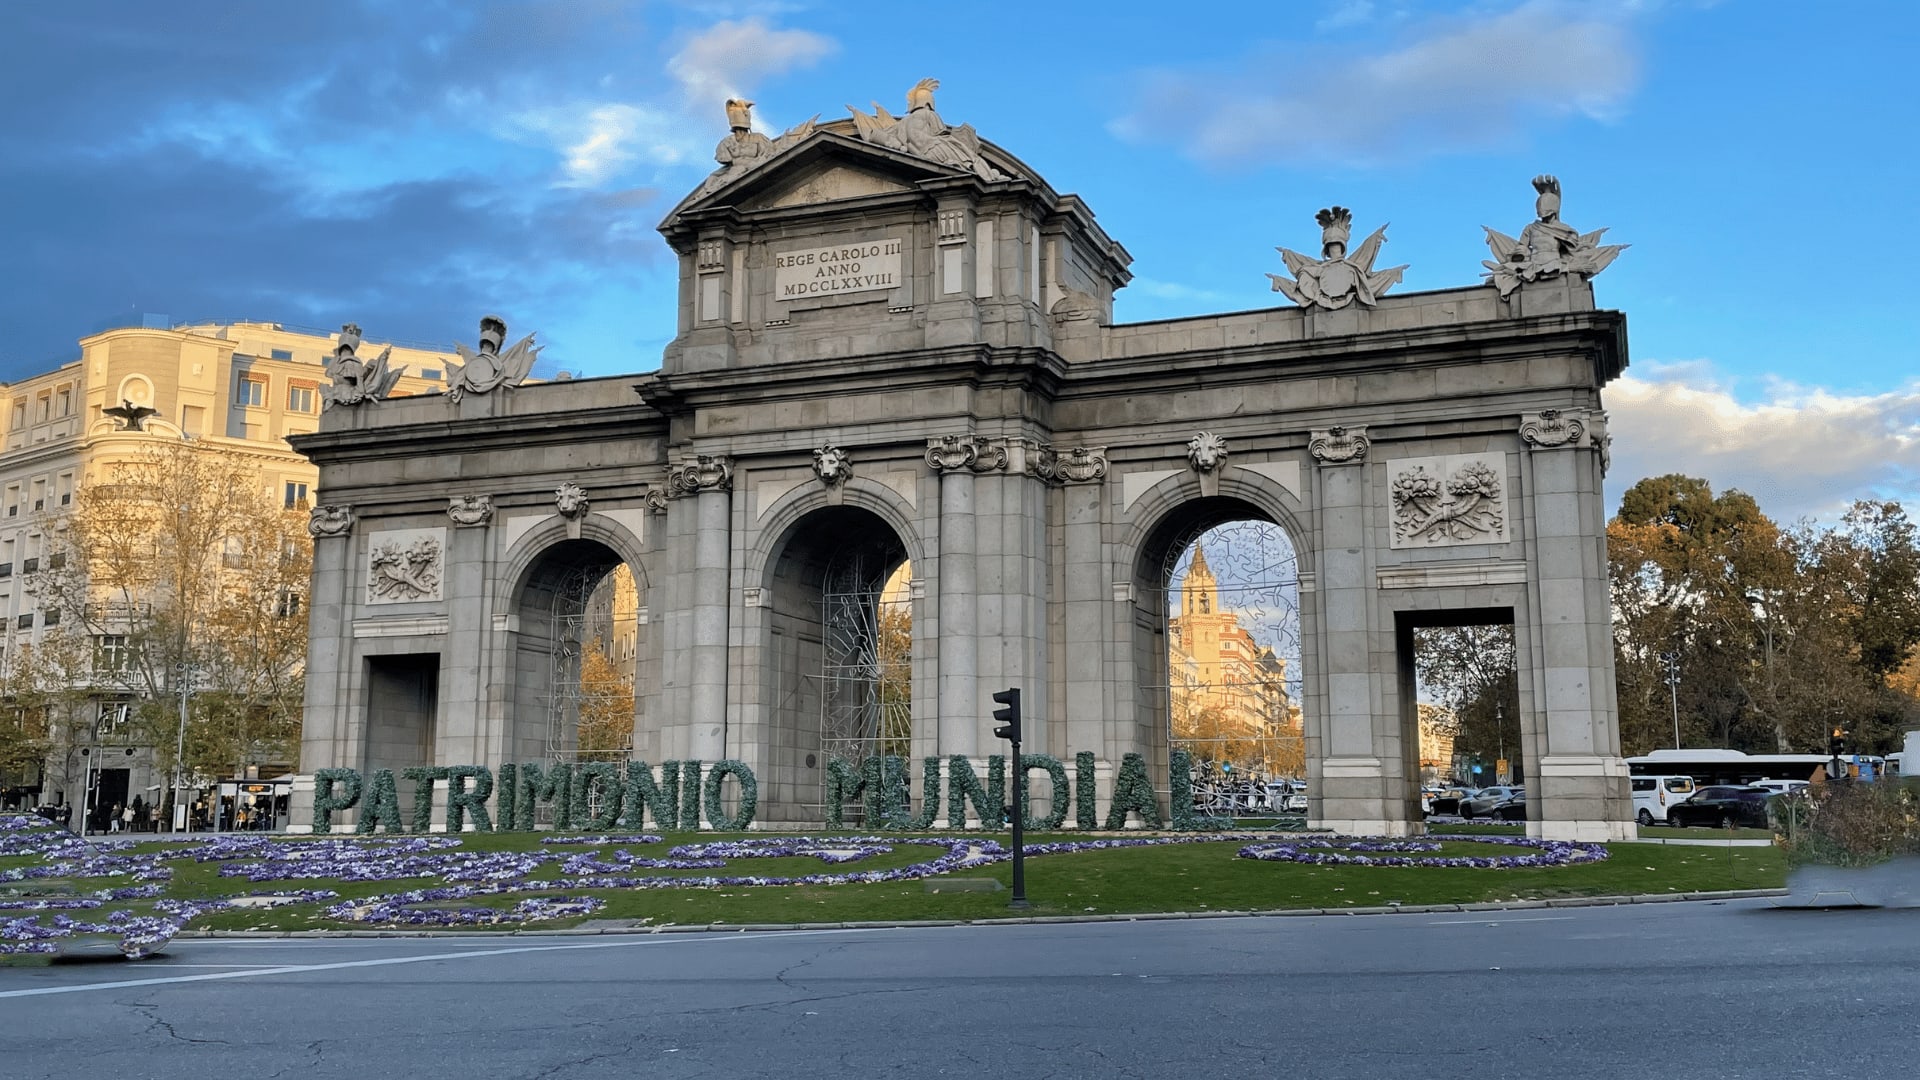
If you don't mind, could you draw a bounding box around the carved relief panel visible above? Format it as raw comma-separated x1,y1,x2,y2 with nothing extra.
1387,453,1510,549
365,527,447,605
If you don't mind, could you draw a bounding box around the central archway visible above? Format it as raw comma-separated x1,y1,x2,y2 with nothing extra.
760,506,912,823
1134,497,1303,820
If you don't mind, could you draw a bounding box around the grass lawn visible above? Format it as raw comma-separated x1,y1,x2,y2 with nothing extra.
5,825,1788,948
1636,825,1776,841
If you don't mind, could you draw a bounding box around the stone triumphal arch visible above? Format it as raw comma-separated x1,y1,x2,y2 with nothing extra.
293,85,1633,840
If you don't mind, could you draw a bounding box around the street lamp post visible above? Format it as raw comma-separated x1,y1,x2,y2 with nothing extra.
1664,652,1681,750
173,662,191,833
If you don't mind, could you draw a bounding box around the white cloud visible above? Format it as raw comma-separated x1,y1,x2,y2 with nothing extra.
1111,1,1641,167
1317,0,1377,31
1605,362,1920,521
502,17,835,189
511,103,691,188
666,17,837,114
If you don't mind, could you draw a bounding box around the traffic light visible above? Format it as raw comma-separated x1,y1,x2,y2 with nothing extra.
991,688,1021,743
1830,727,1847,756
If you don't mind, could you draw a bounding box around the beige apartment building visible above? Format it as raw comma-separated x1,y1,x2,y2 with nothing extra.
0,321,446,826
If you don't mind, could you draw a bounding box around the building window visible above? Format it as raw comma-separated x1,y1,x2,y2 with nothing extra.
15,613,30,630
275,590,302,619
287,383,316,414
422,369,443,381
9,400,23,428
237,376,267,407
42,608,58,627
95,634,130,672
283,482,309,509
35,395,49,422
270,348,294,360
96,701,131,736
222,536,246,569
56,387,72,417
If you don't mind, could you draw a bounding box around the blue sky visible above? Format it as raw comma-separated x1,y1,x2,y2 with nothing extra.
4,1,1915,520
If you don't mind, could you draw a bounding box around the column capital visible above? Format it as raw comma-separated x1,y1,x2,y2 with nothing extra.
308,504,354,538
1308,425,1370,466
668,455,734,496
925,433,1007,474
447,494,493,528
1028,444,1108,485
1519,409,1610,474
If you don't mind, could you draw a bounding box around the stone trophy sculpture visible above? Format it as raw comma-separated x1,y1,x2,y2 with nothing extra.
1482,175,1627,300
322,323,403,408
1267,207,1406,310
448,315,539,404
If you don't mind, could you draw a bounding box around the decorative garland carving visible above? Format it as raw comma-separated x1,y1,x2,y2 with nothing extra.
554,482,590,520
1390,458,1506,546
812,445,852,487
667,455,734,496
1029,444,1109,484
446,494,494,527
1186,431,1228,474
1308,426,1370,464
307,504,354,538
367,533,444,602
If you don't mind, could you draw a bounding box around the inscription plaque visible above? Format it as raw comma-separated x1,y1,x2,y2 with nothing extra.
774,239,904,300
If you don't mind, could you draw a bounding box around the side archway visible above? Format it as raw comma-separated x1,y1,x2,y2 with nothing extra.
500,521,654,778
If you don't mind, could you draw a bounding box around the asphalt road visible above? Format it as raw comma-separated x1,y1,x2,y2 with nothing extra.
2,900,1914,1079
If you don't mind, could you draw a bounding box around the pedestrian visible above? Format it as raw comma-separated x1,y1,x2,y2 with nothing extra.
120,803,134,833
108,802,123,833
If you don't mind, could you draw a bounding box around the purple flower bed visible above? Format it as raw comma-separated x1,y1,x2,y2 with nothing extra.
2,809,1618,943
1237,833,1609,868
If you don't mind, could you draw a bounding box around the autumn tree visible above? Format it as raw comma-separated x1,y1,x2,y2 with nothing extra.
1608,476,1920,755
28,439,312,802
576,635,635,761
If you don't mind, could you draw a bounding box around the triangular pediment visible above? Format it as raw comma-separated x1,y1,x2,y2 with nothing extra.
661,131,966,229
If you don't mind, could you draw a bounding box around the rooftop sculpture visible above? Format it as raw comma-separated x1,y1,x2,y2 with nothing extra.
448,315,539,404
321,323,402,409
691,98,818,199
1267,207,1406,311
1482,175,1627,300
846,78,1004,181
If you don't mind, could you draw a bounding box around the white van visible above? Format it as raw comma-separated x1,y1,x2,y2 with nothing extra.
1630,775,1697,825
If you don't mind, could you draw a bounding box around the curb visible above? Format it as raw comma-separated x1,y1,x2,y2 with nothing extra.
169,888,1790,940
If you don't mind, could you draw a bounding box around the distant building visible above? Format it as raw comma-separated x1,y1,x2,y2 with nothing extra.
1167,545,1302,777
0,321,445,824
1417,703,1458,786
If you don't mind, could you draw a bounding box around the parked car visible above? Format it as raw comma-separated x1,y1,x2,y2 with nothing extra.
1751,779,1811,798
1664,785,1774,829
1427,787,1475,817
1459,786,1521,819
1630,774,1698,826
1488,789,1528,821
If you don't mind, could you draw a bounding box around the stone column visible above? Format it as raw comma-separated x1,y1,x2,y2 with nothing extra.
1518,410,1634,841
927,435,985,758
1306,427,1404,835
670,456,734,764
440,495,495,769
291,505,357,833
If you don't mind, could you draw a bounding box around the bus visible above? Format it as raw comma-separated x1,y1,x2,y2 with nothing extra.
1627,749,1836,787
